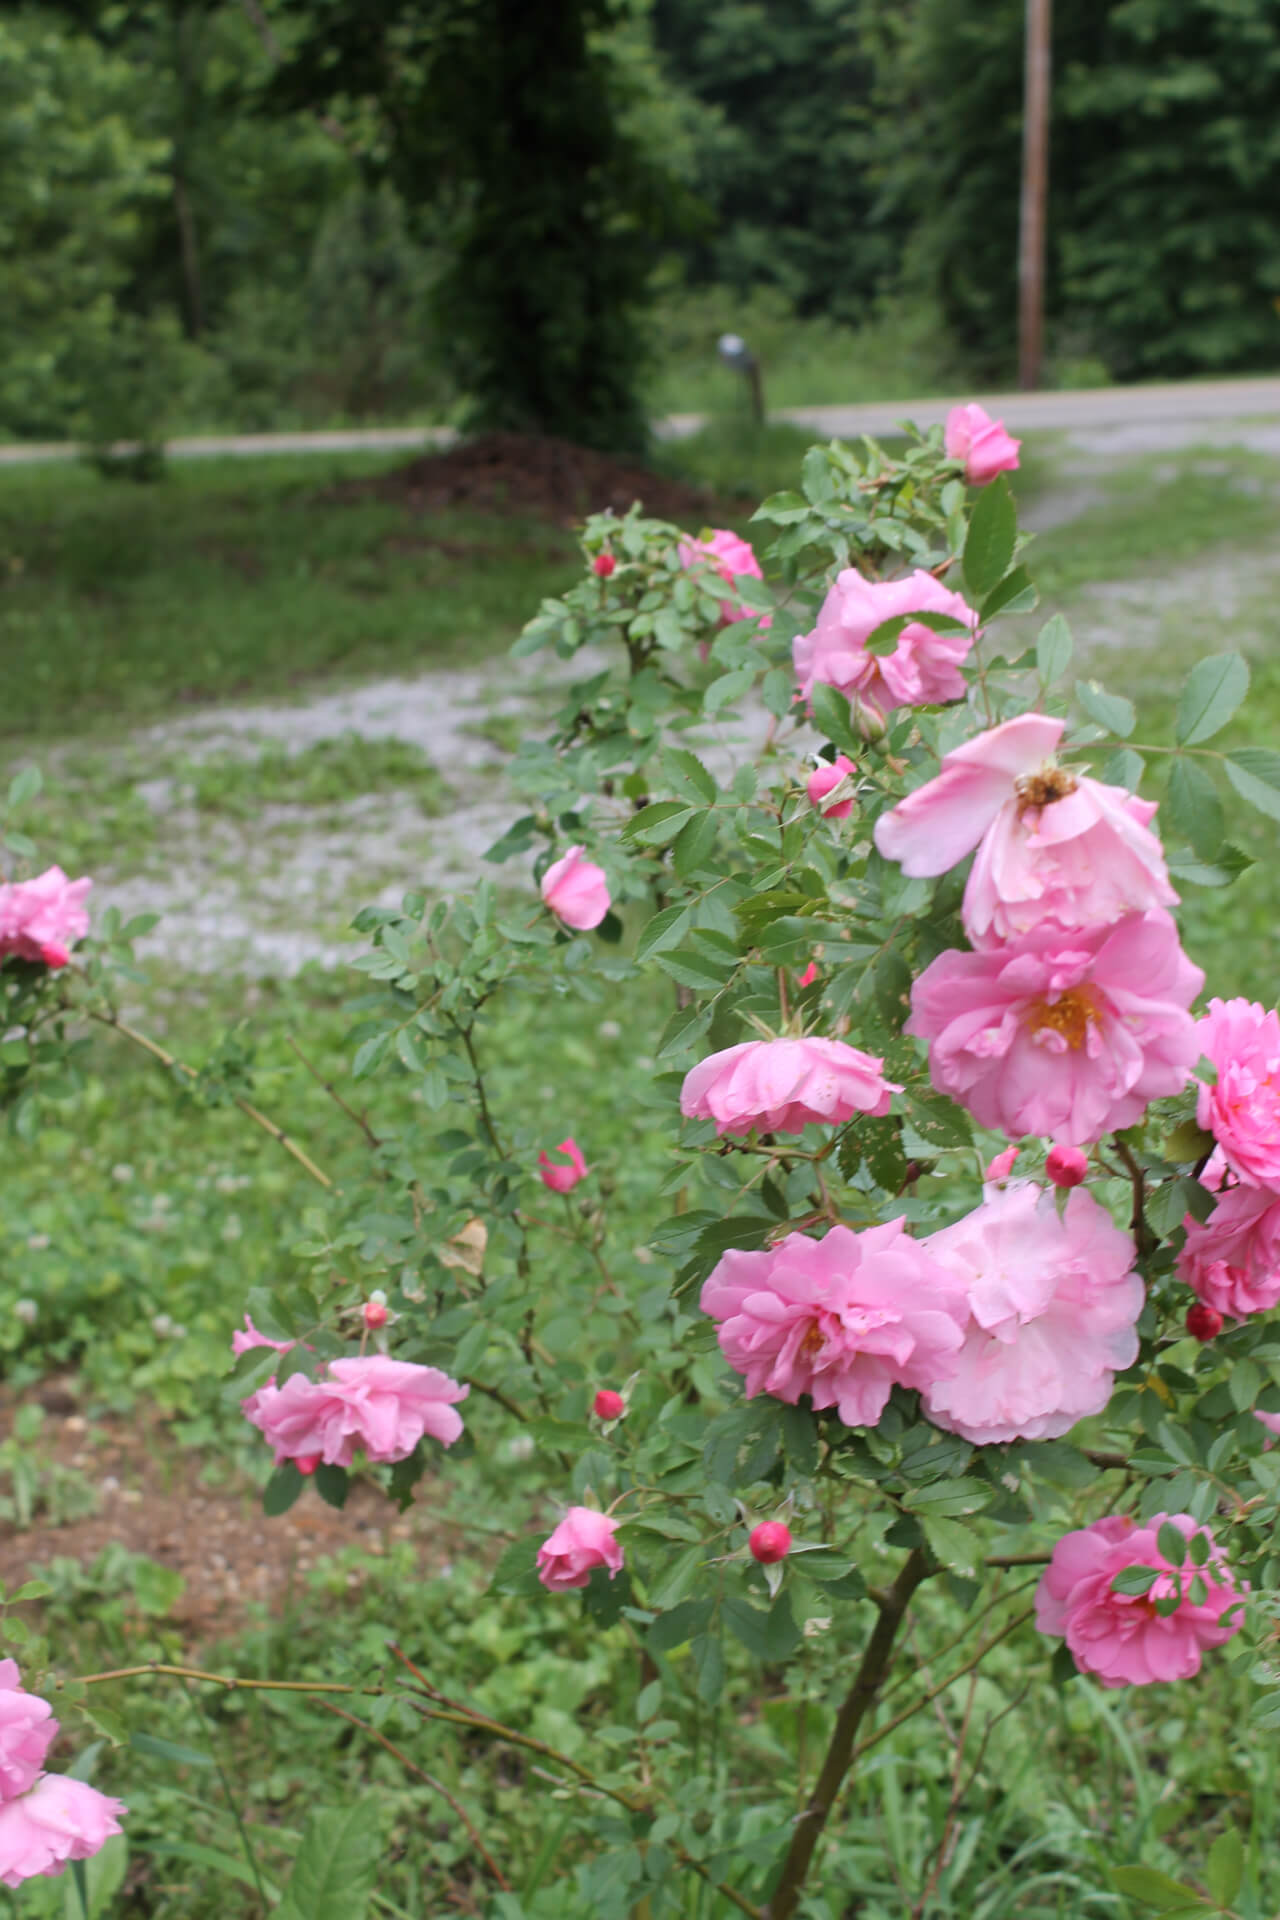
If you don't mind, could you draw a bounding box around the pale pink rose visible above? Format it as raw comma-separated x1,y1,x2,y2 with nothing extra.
678,528,770,626
0,867,91,969
807,755,856,819
1035,1513,1244,1688
538,1137,588,1193
907,911,1204,1145
230,1314,293,1357
945,403,1021,485
540,846,610,931
0,1773,126,1887
1195,997,1280,1187
1177,1158,1280,1319
680,1037,899,1137
983,1146,1019,1183
874,713,1177,945
243,1355,468,1466
536,1506,624,1591
793,569,978,718
699,1221,968,1429
0,1662,57,1800
922,1182,1142,1444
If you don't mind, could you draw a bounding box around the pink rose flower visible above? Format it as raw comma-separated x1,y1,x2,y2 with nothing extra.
1176,1156,1280,1320
242,1354,468,1466
1045,1144,1089,1189
538,1137,588,1192
1035,1513,1244,1688
540,846,610,932
536,1507,624,1591
807,755,857,819
873,713,1177,946
680,1037,900,1137
699,1220,968,1429
0,1773,126,1887
0,1662,57,1800
944,403,1021,485
1195,997,1280,1187
230,1314,294,1357
1257,1410,1280,1443
983,1146,1019,1183
793,569,978,719
678,528,770,626
0,867,91,969
797,960,820,989
907,911,1204,1145
921,1182,1143,1444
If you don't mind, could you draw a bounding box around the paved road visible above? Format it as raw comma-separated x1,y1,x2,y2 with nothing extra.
3,376,1280,466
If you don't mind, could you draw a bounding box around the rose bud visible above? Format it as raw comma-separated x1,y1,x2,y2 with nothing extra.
806,755,856,820
593,552,616,578
1186,1303,1223,1343
593,1388,625,1421
1045,1144,1089,1189
749,1521,792,1565
363,1296,389,1331
295,1455,322,1476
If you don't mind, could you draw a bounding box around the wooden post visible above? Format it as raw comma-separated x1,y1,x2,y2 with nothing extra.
1017,0,1052,390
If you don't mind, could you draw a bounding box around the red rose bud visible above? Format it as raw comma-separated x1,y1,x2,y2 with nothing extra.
1186,1303,1223,1343
295,1455,322,1476
593,1388,625,1421
749,1521,792,1565
363,1298,389,1331
1045,1144,1089,1189
592,552,616,578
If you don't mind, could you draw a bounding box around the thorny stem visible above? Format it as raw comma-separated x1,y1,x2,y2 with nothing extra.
287,1034,382,1149
765,1547,932,1920
89,1010,333,1192
460,1025,503,1157
1113,1135,1155,1257
319,1702,511,1891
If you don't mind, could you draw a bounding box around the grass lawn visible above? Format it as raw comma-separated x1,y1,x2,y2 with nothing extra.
2,434,1280,1915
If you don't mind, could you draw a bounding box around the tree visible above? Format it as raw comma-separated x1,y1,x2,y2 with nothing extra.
268,0,690,451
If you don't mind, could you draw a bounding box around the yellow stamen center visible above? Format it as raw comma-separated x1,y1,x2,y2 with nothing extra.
1015,766,1079,812
1026,987,1099,1051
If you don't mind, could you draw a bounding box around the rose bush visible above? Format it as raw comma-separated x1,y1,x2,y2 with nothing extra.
4,417,1280,1915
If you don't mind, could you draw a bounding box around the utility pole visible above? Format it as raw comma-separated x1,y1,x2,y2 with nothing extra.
1018,0,1052,389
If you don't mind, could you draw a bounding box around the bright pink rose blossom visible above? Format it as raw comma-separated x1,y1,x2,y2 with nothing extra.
944,403,1021,485
536,1507,624,1592
1176,1159,1280,1320
807,755,857,819
243,1355,467,1466
921,1182,1142,1444
681,1037,899,1137
0,1662,56,1800
874,714,1176,946
538,1137,588,1193
0,867,91,969
678,529,769,626
907,911,1204,1145
793,570,978,719
1035,1513,1244,1687
1195,998,1280,1186
0,1773,126,1888
700,1221,967,1429
540,846,610,932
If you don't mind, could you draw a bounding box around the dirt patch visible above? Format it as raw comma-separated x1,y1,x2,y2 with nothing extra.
324,429,741,526
1,1387,457,1646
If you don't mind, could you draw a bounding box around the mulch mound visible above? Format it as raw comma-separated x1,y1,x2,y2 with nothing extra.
324,429,737,526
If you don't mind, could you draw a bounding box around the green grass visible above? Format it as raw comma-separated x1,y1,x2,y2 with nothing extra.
0,455,577,740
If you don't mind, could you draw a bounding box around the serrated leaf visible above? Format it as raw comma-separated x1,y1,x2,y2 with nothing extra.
1111,1564,1160,1596
1206,1824,1243,1908
921,1515,980,1574
672,811,719,880
963,474,1016,600
1075,679,1136,738
704,667,757,714
635,903,692,961
810,682,860,755
1224,747,1280,822
1176,652,1250,746
277,1800,380,1920
980,564,1037,621
661,748,717,806
1156,1520,1189,1567
623,800,698,846
1036,613,1074,684
1166,758,1224,860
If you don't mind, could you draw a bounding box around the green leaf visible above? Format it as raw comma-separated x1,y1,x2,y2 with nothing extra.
263,1463,305,1517
276,1801,380,1920
810,682,860,755
963,474,1017,600
313,1463,349,1510
6,766,41,811
979,564,1038,621
920,1515,980,1575
1075,679,1136,738
130,1731,214,1770
1109,1865,1213,1912
1111,1564,1160,1596
622,800,698,846
139,1839,281,1902
649,1545,707,1611
661,748,717,807
1206,1826,1243,1909
1166,758,1224,860
647,1599,711,1653
1176,652,1250,746
704,667,757,714
1224,747,1280,822
1157,1520,1189,1567
672,811,719,880
1036,613,1074,685
635,903,691,961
